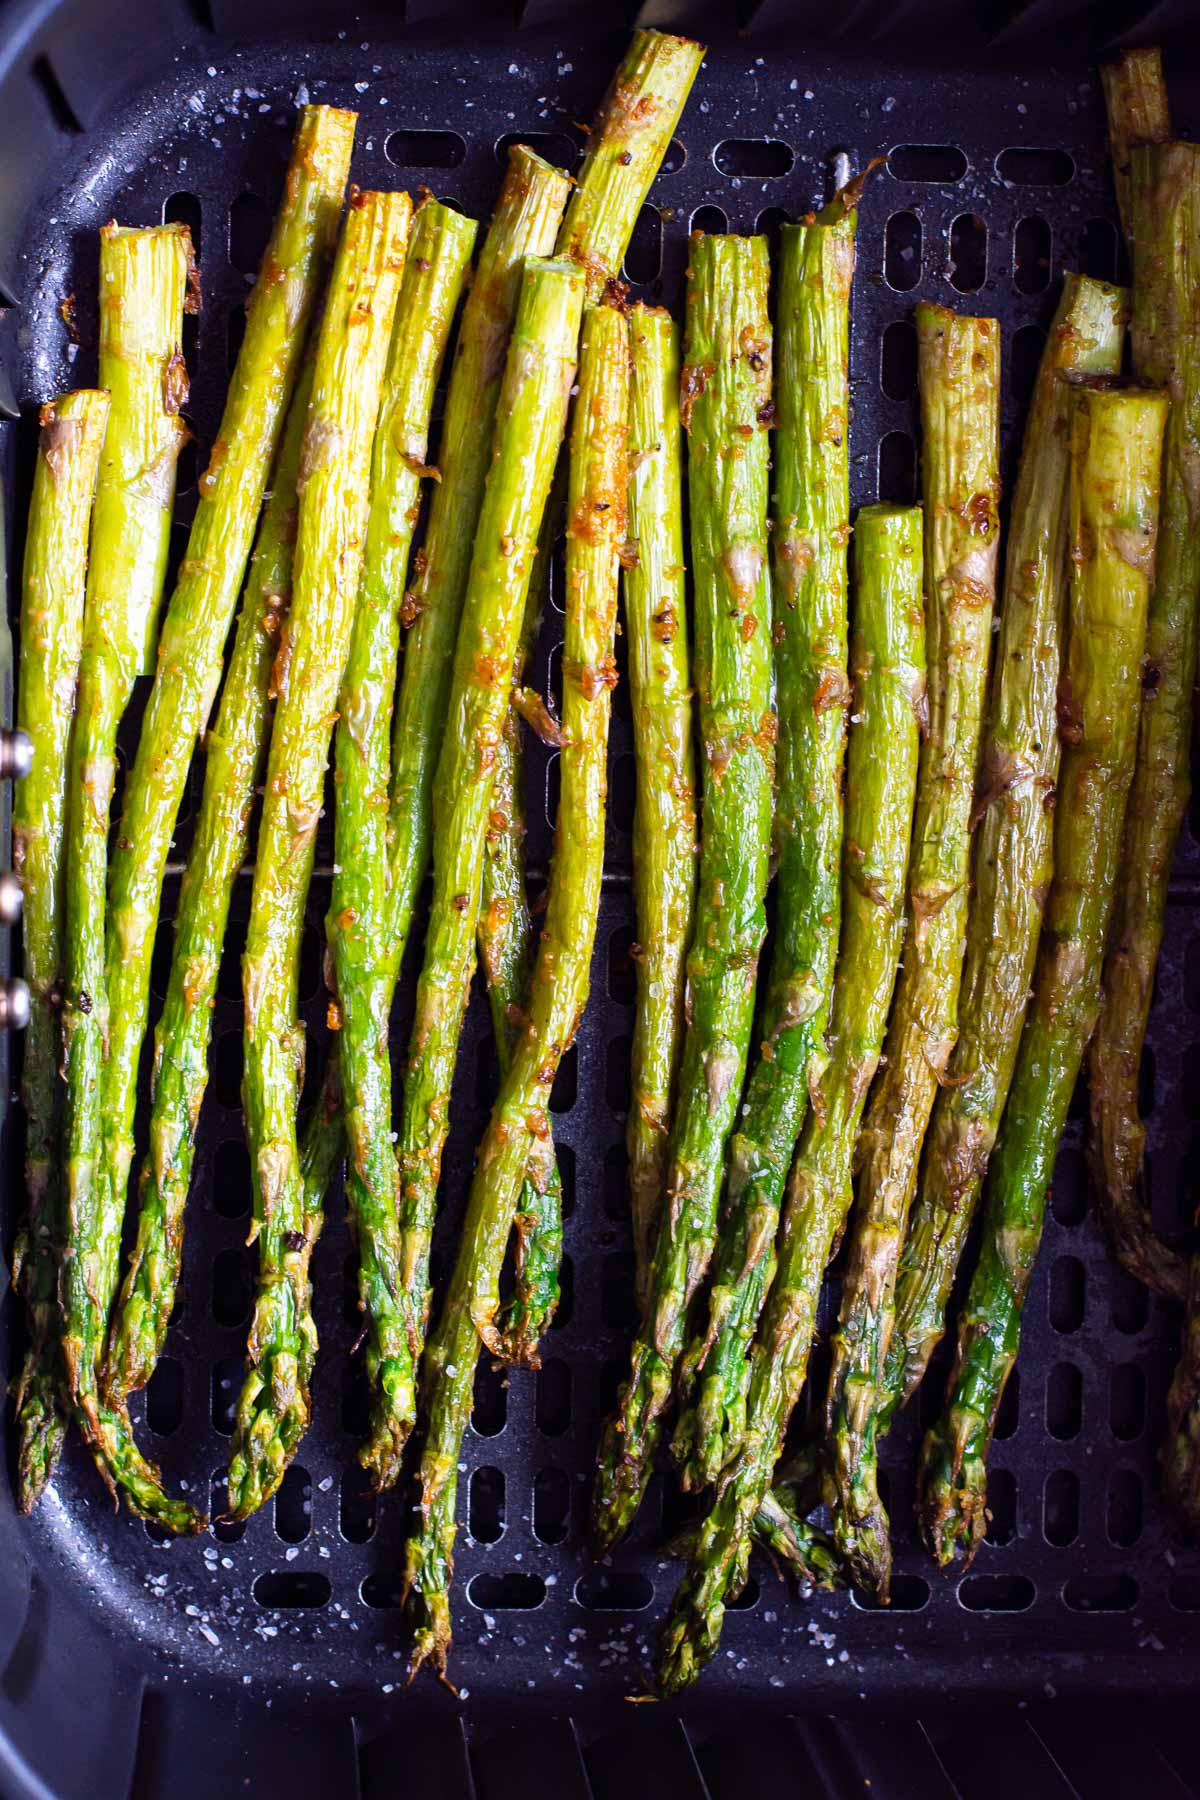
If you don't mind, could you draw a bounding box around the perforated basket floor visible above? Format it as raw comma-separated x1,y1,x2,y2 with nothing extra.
3,3,1200,1797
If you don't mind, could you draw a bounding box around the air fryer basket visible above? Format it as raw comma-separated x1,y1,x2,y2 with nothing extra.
2,2,1200,1795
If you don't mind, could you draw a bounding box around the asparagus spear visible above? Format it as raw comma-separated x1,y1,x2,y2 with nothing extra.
1089,68,1200,1307
10,389,109,1509
482,28,704,1355
92,108,354,1418
558,29,704,302
672,192,858,1494
476,514,566,1365
404,297,629,1681
658,504,926,1694
1102,47,1171,244
881,275,1128,1435
228,188,412,1520
920,381,1167,1566
294,146,571,1235
822,302,999,1598
621,303,696,1303
1166,1269,1200,1528
102,352,315,1408
392,253,584,1443
328,198,477,1490
58,222,195,1527
591,232,775,1555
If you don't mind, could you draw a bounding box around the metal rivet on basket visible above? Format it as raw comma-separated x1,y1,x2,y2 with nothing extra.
0,977,31,1031
0,871,23,925
0,729,33,781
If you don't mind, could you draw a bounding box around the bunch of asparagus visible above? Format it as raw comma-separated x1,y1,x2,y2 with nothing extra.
9,14,1195,1703
5,22,704,1636
588,56,1173,1696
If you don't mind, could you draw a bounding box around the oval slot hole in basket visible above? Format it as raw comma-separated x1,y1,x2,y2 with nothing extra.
253,1571,330,1609
1063,1575,1138,1613
467,1572,546,1611
575,1569,654,1611
958,1574,1035,1612
387,128,466,168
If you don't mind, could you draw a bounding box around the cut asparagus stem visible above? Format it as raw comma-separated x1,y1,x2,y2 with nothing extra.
591,231,775,1556
1089,102,1200,1308
295,144,571,1239
672,190,858,1494
478,511,565,1366
1101,46,1171,243
392,255,585,1437
228,188,411,1520
622,303,696,1306
658,504,926,1694
92,109,354,1434
59,222,196,1530
823,302,1000,1600
404,297,628,1683
557,29,704,302
883,275,1128,1432
328,198,476,1491
102,350,316,1409
920,381,1167,1567
10,388,110,1510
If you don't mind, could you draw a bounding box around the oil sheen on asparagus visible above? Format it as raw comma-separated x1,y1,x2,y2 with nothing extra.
103,352,314,1411
295,144,571,1211
1090,57,1199,1308
59,221,197,1529
229,188,410,1520
326,198,476,1489
11,390,109,1509
404,299,628,1681
672,191,857,1495
621,303,696,1301
881,274,1126,1431
659,504,926,1694
920,381,1167,1565
823,303,1000,1600
93,111,354,1432
592,231,775,1555
479,31,704,1356
392,255,584,1426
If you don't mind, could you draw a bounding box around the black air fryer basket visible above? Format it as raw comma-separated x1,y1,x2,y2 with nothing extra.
3,2,1200,1795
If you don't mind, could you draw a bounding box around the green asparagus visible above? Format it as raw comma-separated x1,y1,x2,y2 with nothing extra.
823,303,999,1599
557,29,704,302
673,190,859,1494
102,351,316,1408
591,232,775,1555
328,197,476,1490
482,29,705,1357
1102,47,1171,246
621,303,696,1303
920,381,1167,1566
59,221,196,1527
392,253,584,1445
229,187,411,1519
476,511,565,1366
1090,62,1199,1307
294,146,571,1242
93,108,354,1432
404,297,628,1681
658,504,926,1694
10,389,109,1509
882,275,1127,1434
